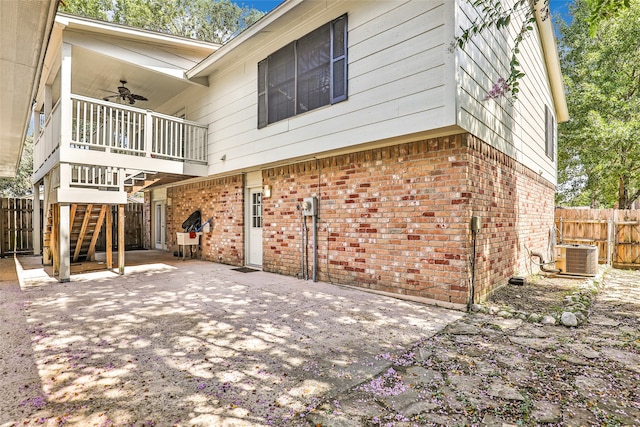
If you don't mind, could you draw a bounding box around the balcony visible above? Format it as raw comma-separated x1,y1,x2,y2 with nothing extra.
33,94,208,188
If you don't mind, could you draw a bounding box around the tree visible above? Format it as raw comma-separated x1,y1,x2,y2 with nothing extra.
557,0,640,208
0,136,34,198
455,0,628,100
60,0,264,44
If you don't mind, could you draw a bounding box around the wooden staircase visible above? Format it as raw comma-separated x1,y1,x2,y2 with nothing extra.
44,203,109,263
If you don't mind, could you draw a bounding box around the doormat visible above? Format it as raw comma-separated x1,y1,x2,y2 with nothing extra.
231,267,259,273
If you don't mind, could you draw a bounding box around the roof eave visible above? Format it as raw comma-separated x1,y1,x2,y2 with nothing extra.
1,0,60,178
535,4,569,123
187,0,303,79
56,12,222,50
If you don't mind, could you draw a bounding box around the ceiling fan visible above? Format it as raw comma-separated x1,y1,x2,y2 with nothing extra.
103,80,148,105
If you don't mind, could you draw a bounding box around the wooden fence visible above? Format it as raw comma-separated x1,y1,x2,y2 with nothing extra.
96,203,144,251
555,208,640,268
0,198,42,257
1,198,143,257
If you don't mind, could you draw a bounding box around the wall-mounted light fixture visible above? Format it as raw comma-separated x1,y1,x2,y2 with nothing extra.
167,197,172,206
263,184,272,198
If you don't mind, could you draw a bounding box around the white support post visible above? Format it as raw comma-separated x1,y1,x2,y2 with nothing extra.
59,203,71,282
59,163,71,190
33,109,41,137
59,43,72,159
44,84,52,118
118,167,125,192
33,183,41,256
145,110,153,158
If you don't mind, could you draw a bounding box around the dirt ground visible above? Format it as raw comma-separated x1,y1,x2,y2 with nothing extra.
308,268,640,426
489,274,589,315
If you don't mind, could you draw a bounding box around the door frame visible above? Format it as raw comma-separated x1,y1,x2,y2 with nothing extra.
245,170,263,267
153,200,167,250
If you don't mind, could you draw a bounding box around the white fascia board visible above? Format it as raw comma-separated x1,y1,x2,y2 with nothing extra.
535,3,568,123
35,21,64,109
187,0,304,79
56,188,128,204
56,13,221,51
32,149,61,184
61,149,199,176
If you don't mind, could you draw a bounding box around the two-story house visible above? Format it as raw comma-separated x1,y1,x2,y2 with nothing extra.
28,0,567,310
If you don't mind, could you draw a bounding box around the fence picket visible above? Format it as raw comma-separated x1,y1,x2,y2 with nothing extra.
556,208,640,268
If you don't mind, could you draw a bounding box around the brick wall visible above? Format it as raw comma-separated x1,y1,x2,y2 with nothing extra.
465,135,556,302
261,133,555,307
262,135,473,307
160,133,554,308
143,192,151,249
167,175,244,266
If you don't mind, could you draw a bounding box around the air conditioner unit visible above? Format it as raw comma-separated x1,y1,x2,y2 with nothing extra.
554,244,598,276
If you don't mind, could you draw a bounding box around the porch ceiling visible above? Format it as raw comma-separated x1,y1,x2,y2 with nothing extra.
0,0,59,177
70,46,194,112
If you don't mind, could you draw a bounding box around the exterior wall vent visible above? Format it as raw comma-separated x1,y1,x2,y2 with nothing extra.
554,244,598,276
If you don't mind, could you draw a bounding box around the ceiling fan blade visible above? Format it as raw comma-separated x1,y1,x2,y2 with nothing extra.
103,94,120,101
130,94,148,101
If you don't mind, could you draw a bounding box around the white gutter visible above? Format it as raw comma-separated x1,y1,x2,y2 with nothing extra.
535,3,569,123
187,0,303,79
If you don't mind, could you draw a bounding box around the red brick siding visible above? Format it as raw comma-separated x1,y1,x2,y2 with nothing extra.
262,133,554,306
143,192,151,249
263,135,472,306
160,133,554,308
167,175,244,266
466,135,555,301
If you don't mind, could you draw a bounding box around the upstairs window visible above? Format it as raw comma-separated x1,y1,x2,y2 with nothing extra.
545,105,556,161
258,15,348,128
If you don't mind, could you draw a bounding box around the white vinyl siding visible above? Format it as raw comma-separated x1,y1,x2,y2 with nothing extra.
455,0,557,183
198,0,455,176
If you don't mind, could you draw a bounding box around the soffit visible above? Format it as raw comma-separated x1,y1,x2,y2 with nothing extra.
0,0,59,177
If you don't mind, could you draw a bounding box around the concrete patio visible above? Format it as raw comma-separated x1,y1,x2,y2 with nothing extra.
0,251,463,426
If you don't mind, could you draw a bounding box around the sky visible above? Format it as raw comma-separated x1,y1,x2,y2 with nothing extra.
234,0,284,13
235,0,575,25
550,0,574,24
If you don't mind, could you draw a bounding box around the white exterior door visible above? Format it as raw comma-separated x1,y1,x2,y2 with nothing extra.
154,201,166,250
247,188,263,266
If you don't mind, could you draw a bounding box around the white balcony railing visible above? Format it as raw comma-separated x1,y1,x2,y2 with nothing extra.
34,94,208,175
34,101,61,173
70,164,121,191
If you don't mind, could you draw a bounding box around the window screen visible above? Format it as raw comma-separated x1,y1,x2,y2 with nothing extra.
331,15,347,103
268,43,296,124
258,14,347,128
297,25,331,113
545,105,556,161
